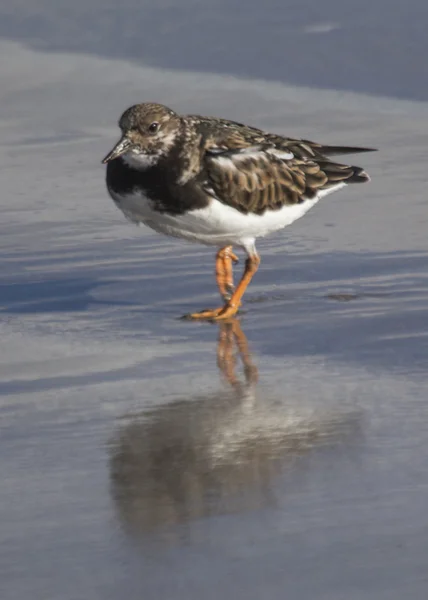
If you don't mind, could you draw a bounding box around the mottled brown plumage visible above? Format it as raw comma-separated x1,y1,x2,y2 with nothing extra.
195,118,372,215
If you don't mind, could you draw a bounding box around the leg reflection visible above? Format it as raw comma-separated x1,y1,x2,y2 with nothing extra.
217,319,258,391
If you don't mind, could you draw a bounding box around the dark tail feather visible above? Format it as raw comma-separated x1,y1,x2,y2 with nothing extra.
319,144,377,157
347,166,371,183
319,160,372,184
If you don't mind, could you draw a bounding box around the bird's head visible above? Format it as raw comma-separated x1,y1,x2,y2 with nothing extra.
102,103,181,169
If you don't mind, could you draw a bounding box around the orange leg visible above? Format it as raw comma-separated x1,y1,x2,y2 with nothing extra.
186,253,260,321
215,246,239,300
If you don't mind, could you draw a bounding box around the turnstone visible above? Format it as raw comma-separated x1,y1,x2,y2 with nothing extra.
102,103,375,320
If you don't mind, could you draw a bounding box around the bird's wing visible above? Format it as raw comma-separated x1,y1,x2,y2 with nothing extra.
203,135,370,215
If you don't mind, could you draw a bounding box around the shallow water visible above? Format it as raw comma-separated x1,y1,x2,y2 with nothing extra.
1,41,428,600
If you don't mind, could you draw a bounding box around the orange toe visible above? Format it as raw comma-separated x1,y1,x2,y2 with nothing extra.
183,302,239,321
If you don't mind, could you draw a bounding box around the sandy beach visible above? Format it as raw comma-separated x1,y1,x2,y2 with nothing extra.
1,37,428,600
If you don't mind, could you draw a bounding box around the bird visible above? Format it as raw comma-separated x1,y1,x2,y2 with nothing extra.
102,103,375,320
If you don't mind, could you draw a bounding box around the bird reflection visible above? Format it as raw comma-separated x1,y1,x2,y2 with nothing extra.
109,320,359,538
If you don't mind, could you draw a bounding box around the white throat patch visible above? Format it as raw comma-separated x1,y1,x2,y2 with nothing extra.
122,151,159,170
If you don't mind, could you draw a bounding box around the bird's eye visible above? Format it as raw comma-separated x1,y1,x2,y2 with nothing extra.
148,122,159,134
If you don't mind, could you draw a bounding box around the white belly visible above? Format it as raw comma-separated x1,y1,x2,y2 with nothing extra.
109,183,346,249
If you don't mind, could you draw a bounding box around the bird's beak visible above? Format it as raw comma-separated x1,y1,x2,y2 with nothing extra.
102,136,133,164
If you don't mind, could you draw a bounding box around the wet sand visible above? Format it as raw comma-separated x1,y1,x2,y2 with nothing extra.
1,42,428,599
1,0,428,101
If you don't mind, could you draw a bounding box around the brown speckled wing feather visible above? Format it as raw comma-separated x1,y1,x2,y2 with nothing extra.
203,134,371,215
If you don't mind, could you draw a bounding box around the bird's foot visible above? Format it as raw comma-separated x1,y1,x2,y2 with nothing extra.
183,253,259,322
182,302,240,321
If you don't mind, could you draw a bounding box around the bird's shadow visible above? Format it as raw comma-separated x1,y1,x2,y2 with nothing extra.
108,320,362,542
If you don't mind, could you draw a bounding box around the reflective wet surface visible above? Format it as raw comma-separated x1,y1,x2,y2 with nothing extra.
1,18,428,600
2,301,428,598
109,321,361,540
